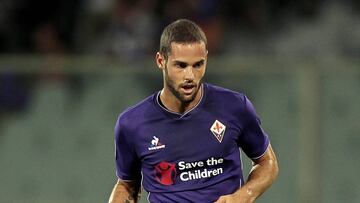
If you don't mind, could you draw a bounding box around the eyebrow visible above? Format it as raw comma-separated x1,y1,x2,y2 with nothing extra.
173,59,205,66
193,60,205,66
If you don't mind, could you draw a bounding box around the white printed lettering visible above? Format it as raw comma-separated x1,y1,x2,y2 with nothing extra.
178,160,204,170
179,168,223,181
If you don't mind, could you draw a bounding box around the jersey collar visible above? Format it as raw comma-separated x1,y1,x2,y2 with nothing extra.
155,83,206,118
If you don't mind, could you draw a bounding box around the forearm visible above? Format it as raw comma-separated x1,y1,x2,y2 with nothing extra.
108,179,141,203
235,146,279,201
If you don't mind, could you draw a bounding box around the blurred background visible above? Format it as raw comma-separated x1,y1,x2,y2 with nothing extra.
0,0,359,202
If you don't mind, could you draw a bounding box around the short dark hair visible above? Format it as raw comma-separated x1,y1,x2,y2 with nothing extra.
159,19,207,59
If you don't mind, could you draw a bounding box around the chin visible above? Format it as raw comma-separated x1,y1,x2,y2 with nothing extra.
180,94,197,104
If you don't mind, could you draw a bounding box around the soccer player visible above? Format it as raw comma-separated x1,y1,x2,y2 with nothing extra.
108,19,279,203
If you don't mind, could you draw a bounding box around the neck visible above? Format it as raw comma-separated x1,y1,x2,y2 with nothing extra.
160,84,203,114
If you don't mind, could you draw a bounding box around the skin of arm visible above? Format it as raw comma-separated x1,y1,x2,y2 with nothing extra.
214,144,279,203
108,179,141,203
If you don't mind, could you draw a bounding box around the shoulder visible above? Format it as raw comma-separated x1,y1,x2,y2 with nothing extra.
116,93,156,129
205,83,246,104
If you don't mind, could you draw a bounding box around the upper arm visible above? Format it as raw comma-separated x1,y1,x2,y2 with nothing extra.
109,179,141,203
114,116,142,181
251,144,279,173
237,95,269,159
116,179,141,193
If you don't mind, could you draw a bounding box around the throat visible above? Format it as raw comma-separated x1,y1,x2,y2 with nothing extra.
158,93,192,114
159,85,203,114
177,102,192,114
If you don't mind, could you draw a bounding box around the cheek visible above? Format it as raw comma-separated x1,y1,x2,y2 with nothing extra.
165,68,182,82
167,67,183,78
195,69,206,79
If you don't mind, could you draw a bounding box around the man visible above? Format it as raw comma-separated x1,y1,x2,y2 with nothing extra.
109,19,279,203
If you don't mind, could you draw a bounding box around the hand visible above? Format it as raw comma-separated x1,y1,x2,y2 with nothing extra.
214,193,254,203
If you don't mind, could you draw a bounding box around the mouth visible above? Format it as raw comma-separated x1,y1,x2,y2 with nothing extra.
181,83,196,95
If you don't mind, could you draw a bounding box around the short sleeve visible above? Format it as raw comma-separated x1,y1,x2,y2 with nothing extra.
114,116,141,181
237,95,270,160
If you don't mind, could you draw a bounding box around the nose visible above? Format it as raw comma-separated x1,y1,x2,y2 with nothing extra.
184,67,195,81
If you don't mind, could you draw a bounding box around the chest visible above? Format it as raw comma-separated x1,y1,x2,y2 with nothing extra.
135,113,242,166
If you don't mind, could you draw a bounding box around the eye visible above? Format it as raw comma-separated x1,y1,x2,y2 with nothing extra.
193,61,204,68
175,62,187,69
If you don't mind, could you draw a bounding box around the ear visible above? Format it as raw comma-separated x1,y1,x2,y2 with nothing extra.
156,52,165,70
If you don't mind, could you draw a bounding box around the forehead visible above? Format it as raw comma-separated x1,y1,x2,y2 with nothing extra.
168,42,207,61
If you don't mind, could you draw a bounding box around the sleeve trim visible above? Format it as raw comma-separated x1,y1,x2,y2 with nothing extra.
117,177,139,182
249,141,270,160
116,171,141,182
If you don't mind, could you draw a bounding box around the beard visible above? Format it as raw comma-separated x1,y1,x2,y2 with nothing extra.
164,68,202,104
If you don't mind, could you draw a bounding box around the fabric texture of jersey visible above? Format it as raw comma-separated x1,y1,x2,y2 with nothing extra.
114,83,269,203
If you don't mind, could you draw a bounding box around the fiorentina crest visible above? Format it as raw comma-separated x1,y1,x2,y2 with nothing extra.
210,120,226,143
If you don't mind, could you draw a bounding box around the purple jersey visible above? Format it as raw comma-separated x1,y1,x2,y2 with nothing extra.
114,83,269,203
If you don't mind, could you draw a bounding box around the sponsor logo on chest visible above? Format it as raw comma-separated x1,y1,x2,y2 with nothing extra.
154,157,225,185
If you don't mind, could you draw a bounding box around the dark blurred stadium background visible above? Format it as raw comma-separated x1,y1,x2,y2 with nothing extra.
0,0,359,202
